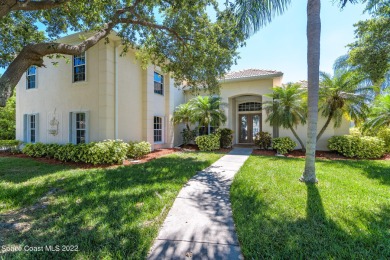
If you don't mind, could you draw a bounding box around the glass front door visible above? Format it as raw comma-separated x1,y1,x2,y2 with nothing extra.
239,114,261,143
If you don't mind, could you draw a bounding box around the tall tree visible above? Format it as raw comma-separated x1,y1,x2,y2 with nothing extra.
316,71,371,141
263,83,307,151
232,0,357,183
0,0,245,107
189,96,227,134
347,2,390,96
172,103,195,131
300,0,321,183
0,90,15,140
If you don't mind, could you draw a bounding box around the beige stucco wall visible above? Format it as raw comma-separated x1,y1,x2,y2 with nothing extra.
16,40,110,144
16,35,184,149
183,76,350,150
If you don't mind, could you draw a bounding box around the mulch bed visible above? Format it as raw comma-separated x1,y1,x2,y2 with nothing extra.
252,149,390,160
179,144,232,153
0,149,180,169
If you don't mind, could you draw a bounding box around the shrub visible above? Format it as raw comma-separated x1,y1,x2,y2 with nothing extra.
216,128,233,148
272,137,296,155
52,143,75,161
328,135,385,159
127,141,152,159
254,131,272,149
23,140,130,165
0,140,21,152
377,128,390,153
195,134,220,151
181,129,197,145
350,127,362,136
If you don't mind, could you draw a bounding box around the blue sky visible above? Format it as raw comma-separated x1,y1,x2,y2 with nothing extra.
230,1,369,83
0,1,368,82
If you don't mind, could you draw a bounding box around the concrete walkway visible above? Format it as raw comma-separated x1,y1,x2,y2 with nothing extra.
148,148,253,260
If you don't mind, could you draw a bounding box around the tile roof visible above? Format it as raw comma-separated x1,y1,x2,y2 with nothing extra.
223,69,283,81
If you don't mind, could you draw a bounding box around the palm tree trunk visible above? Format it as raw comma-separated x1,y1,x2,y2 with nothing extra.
289,126,306,151
301,0,320,183
316,112,333,141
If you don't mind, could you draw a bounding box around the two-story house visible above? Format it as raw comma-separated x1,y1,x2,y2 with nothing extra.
16,32,349,150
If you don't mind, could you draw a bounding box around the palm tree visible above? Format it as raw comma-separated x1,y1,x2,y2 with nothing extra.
316,71,371,141
264,83,307,151
232,0,358,183
364,94,390,130
189,96,227,134
172,102,195,131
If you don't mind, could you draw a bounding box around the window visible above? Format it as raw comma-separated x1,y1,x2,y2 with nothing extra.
73,52,86,82
154,72,164,95
154,116,163,142
70,112,89,144
26,66,36,89
238,102,262,112
24,114,39,143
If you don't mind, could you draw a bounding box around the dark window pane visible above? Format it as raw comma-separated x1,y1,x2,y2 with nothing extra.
154,72,164,95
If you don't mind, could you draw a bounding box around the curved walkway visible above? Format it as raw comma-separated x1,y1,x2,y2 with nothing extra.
148,148,253,260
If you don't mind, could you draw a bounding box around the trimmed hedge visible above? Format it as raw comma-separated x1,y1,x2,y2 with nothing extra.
216,128,233,148
0,140,21,152
377,128,390,153
22,140,131,165
272,137,296,155
328,135,385,159
195,134,220,151
254,131,272,150
181,129,197,145
128,141,152,159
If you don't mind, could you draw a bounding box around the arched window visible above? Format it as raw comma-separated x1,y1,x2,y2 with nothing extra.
238,102,262,112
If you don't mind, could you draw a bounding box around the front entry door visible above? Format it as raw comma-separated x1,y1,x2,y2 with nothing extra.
239,114,261,143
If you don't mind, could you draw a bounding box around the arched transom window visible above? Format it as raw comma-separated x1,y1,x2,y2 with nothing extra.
238,102,262,112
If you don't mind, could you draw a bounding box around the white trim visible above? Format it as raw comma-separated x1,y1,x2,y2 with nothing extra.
72,51,87,83
153,116,164,144
153,71,164,96
24,113,39,143
26,66,37,90
69,111,89,144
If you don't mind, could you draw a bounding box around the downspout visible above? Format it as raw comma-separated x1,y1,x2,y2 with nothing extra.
114,43,118,139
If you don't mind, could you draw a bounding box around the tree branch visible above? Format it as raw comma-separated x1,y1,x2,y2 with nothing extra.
0,0,148,106
0,0,70,18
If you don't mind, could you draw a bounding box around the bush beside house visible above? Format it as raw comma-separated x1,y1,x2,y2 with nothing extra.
22,140,151,165
328,135,385,159
272,137,297,155
195,134,221,151
254,131,272,150
128,141,152,159
217,128,234,148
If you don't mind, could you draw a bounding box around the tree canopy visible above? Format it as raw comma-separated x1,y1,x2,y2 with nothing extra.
0,0,246,106
347,1,390,92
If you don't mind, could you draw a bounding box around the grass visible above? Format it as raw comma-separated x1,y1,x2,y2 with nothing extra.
0,152,223,259
231,155,390,259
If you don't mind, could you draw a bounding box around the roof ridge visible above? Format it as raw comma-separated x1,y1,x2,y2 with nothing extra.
223,68,283,81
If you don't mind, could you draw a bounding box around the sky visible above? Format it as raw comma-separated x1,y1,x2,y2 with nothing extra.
0,1,369,82
230,1,369,83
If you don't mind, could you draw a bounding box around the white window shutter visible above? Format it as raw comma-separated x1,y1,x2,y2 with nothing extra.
69,112,75,144
23,114,27,142
85,111,90,143
35,113,39,143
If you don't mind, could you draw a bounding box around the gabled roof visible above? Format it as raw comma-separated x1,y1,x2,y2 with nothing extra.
221,69,283,82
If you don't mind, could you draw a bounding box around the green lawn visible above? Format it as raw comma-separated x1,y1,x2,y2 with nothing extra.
0,152,222,259
231,156,390,259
